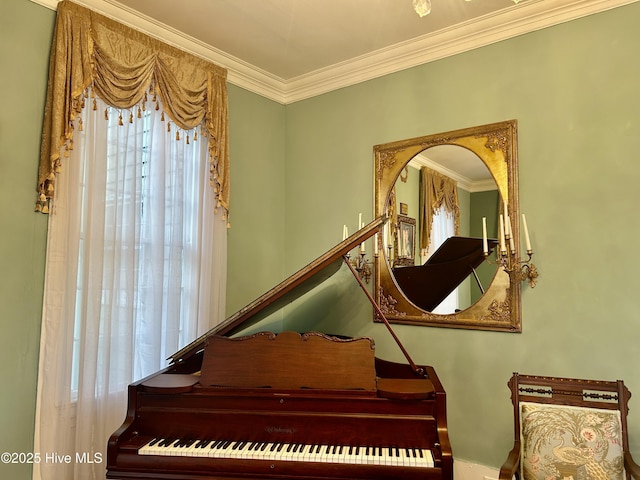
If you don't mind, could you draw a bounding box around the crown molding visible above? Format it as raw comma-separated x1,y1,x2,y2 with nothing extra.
408,157,497,193
282,0,638,103
31,0,639,105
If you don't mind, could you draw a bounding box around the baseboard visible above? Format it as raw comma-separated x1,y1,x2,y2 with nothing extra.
453,459,500,480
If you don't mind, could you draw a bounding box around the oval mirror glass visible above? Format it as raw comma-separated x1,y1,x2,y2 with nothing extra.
385,144,500,314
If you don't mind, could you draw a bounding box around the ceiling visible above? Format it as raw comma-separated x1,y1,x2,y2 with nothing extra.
36,0,636,103
412,145,496,192
113,0,530,80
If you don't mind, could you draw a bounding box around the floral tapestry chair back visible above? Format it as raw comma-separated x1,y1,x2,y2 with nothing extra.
499,373,640,480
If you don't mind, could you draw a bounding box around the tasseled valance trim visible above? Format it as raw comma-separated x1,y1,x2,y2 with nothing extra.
37,0,229,220
420,167,461,251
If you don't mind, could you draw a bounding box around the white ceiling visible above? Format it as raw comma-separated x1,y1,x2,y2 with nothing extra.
412,145,496,192
36,0,636,103
113,0,530,80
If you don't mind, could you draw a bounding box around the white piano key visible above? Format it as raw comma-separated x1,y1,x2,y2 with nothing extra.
278,443,292,461
348,445,357,463
315,444,328,462
298,443,311,461
381,446,393,466
398,447,409,466
256,442,273,460
406,447,419,467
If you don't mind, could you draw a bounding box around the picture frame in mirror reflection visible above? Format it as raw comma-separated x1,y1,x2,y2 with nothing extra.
395,215,416,267
373,120,521,332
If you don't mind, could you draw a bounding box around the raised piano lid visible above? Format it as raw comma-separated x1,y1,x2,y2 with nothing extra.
393,236,500,312
169,216,386,366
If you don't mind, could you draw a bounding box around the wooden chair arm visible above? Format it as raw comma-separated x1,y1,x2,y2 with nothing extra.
498,442,520,480
625,452,640,479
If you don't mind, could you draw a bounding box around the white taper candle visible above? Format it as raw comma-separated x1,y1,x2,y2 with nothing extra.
522,214,532,253
482,217,488,255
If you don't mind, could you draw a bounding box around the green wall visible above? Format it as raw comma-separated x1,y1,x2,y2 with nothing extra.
2,0,640,477
226,85,286,314
470,189,500,302
283,2,640,468
0,2,53,479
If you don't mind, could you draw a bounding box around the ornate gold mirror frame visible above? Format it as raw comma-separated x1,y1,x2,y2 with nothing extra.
374,120,521,332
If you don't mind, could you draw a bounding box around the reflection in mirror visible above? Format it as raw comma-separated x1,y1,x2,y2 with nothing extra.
386,145,500,314
374,120,521,332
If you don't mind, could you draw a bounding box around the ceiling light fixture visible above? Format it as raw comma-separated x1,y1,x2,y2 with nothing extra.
413,0,522,17
412,0,432,17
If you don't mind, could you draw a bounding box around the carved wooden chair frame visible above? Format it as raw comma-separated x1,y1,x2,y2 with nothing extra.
499,372,640,480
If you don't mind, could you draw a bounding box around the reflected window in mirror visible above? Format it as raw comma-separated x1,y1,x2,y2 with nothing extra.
426,205,457,313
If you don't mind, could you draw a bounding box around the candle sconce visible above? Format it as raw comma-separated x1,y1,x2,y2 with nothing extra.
344,217,378,284
486,248,538,288
484,213,539,289
346,251,375,284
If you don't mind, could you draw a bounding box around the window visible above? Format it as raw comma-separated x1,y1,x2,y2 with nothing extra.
35,96,227,480
423,205,458,313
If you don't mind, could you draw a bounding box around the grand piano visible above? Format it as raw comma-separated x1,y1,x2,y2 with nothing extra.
106,217,453,480
393,236,500,312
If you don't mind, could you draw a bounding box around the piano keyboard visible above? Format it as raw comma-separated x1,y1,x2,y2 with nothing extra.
139,438,435,468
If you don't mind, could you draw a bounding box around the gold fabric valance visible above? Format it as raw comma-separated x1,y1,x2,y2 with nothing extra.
37,0,229,215
420,167,460,250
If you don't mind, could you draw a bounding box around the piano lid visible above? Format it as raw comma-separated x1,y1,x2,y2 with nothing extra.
169,216,386,365
392,236,499,312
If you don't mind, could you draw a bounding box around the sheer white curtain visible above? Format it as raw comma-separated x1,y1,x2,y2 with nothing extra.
33,96,226,480
422,205,458,313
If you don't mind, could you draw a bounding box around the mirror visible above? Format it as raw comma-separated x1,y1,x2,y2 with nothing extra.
374,120,521,332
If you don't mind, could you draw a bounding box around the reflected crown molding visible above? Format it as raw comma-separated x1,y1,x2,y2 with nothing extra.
409,153,497,193
32,0,638,104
